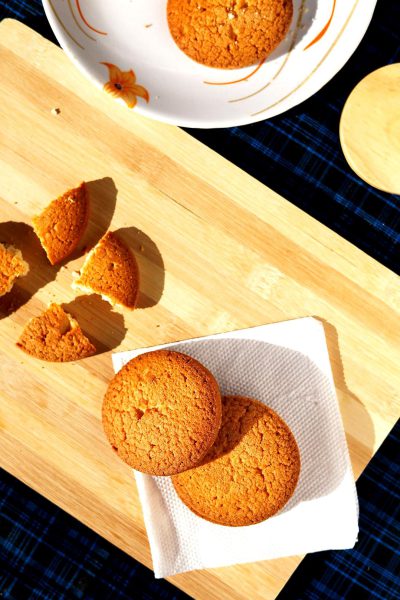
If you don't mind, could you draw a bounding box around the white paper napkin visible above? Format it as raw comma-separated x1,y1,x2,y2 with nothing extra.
112,317,358,578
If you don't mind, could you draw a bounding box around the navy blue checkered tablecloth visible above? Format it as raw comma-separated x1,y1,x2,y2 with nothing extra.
1,423,399,600
1,1,399,599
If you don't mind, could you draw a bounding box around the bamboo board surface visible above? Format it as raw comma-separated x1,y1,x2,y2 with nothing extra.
0,19,399,600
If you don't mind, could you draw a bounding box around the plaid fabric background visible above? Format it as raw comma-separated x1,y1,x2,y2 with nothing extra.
0,468,190,600
191,0,400,275
1,1,399,599
277,420,400,600
1,422,399,600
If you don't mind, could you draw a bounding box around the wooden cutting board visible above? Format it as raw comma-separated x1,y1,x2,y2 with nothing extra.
1,19,399,600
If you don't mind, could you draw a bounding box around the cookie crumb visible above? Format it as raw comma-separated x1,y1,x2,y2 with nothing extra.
51,107,61,115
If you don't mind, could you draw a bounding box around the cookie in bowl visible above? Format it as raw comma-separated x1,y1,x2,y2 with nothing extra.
167,0,293,69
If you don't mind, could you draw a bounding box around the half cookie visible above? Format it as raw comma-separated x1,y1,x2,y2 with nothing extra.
73,231,139,309
17,303,96,362
167,0,293,69
172,396,300,526
102,350,222,475
0,243,29,296
33,182,90,265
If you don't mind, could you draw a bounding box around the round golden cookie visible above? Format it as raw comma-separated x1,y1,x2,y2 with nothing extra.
102,350,222,476
167,0,293,69
172,396,300,526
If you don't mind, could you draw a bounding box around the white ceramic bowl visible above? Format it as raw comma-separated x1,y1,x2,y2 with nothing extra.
43,0,377,128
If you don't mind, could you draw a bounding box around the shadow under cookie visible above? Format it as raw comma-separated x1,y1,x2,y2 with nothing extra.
62,294,127,354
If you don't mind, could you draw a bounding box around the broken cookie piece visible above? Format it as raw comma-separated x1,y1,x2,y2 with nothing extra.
33,182,90,265
72,231,139,310
17,303,96,361
0,242,29,297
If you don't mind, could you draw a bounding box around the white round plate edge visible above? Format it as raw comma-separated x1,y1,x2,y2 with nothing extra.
42,0,378,129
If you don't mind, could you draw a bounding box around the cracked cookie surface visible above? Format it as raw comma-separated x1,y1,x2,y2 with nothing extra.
102,350,222,475
33,182,89,265
17,303,96,362
167,0,293,69
73,231,139,309
0,243,29,297
172,395,300,526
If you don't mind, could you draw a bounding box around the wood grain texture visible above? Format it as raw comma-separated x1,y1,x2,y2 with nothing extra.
0,20,399,600
340,63,400,194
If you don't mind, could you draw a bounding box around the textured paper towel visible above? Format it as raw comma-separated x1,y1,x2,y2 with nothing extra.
112,317,358,578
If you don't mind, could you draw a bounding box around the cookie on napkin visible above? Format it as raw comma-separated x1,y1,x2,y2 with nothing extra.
102,350,222,475
172,395,300,526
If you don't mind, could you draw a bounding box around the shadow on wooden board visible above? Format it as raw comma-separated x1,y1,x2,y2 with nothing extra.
0,177,117,320
63,294,127,355
316,317,376,473
115,227,165,309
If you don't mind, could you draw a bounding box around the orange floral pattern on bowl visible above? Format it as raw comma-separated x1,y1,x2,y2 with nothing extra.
101,63,149,109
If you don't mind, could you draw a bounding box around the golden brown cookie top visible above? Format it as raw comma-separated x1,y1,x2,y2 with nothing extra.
0,243,29,297
33,182,90,265
17,303,96,362
167,0,293,69
172,395,300,526
102,350,222,475
73,231,139,309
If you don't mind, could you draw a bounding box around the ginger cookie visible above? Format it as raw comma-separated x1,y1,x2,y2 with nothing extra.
172,395,300,526
167,0,293,69
102,350,222,475
73,231,139,309
17,303,96,362
33,182,90,265
0,243,29,296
